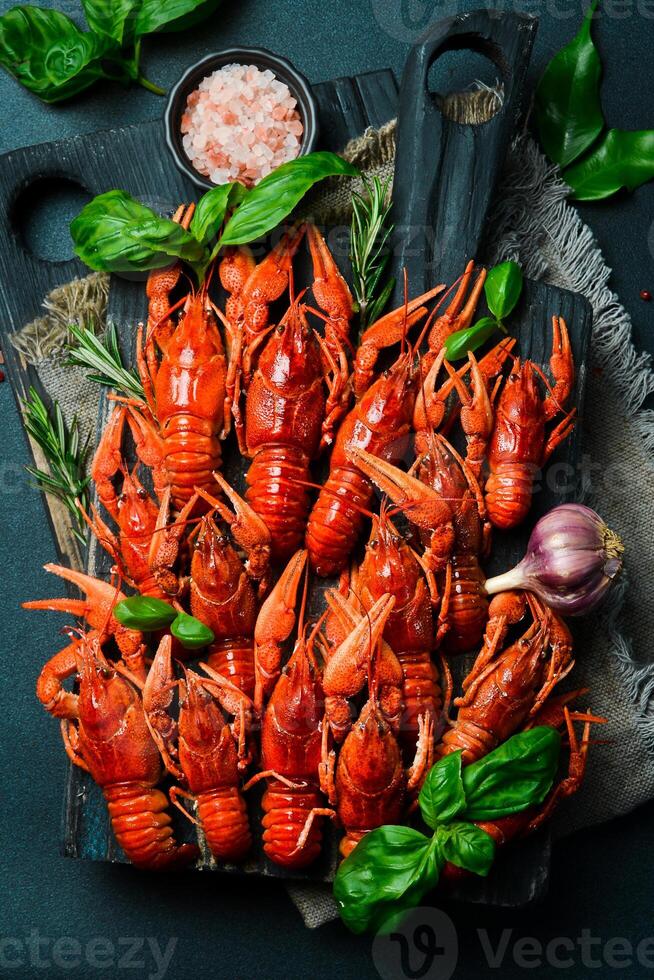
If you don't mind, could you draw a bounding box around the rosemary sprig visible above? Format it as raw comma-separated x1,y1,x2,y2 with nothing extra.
67,322,144,401
350,176,395,331
22,388,90,544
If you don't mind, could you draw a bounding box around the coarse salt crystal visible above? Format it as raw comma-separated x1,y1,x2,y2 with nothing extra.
181,62,303,187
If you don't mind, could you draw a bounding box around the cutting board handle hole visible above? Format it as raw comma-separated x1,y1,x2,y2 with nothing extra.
11,177,92,264
427,44,505,125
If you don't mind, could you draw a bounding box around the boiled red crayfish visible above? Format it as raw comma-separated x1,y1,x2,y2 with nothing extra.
352,285,445,397
423,260,486,368
243,299,348,562
306,338,427,577
306,222,355,361
245,564,333,869
143,636,253,863
436,592,575,764
253,637,332,870
413,342,514,482
218,225,305,446
441,702,604,885
345,447,456,577
146,476,271,695
415,433,489,653
344,507,446,757
40,631,198,870
485,316,575,529
188,510,259,698
123,205,230,509
252,548,307,709
80,404,165,599
320,590,402,741
352,261,489,397
321,693,434,859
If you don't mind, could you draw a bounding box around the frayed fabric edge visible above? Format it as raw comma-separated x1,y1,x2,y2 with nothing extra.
289,132,654,930
486,134,654,750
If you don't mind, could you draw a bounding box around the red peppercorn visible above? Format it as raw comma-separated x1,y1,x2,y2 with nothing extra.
640,290,652,301
0,370,5,382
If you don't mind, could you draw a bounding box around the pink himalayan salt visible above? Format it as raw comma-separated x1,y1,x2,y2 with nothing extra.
181,63,303,187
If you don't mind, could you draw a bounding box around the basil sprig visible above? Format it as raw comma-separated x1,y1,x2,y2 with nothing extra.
444,260,523,362
134,0,220,35
71,191,207,276
535,0,602,169
81,0,140,45
0,8,114,104
71,153,359,283
216,153,358,248
113,596,177,630
461,727,562,821
535,0,654,201
113,596,215,649
333,727,561,934
418,751,466,827
334,827,443,936
562,130,654,202
0,0,220,104
170,611,214,650
189,183,248,247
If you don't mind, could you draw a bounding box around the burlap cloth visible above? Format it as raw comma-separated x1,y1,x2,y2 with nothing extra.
13,107,654,930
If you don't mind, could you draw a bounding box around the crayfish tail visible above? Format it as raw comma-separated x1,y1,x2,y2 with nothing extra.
104,782,199,871
396,649,441,761
206,641,256,700
442,553,488,654
261,781,324,869
246,446,311,562
306,467,372,577
197,786,252,863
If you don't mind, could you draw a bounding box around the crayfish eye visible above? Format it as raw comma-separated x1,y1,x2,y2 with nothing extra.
118,492,126,505
137,488,148,500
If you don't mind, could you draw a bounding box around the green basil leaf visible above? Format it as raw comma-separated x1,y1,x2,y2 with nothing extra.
444,316,499,362
113,596,176,630
217,152,360,248
190,182,248,246
71,190,208,274
333,826,441,935
484,261,523,321
418,751,466,829
462,727,561,822
535,0,603,167
436,822,495,877
81,0,139,43
135,0,220,36
170,612,215,650
0,6,111,104
562,128,654,201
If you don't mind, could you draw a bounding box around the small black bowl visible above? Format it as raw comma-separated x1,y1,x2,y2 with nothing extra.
164,47,319,191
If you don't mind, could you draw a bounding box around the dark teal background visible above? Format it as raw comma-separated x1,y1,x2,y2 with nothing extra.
2,2,654,977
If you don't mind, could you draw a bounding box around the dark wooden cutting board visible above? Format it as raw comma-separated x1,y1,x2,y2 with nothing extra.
0,67,397,889
0,43,592,907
